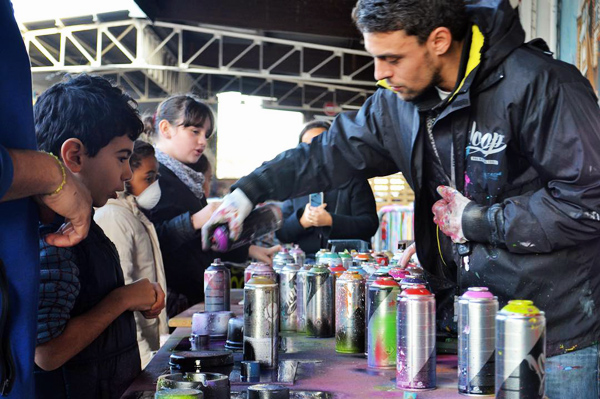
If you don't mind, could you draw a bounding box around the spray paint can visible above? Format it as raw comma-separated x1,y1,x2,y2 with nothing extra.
348,262,368,278
495,300,546,399
389,267,410,283
273,249,294,272
289,245,305,268
314,249,329,265
251,263,277,282
319,252,343,268
338,251,353,269
243,276,279,368
367,277,399,368
305,266,334,338
457,287,498,396
364,266,392,354
335,270,366,353
279,264,300,332
204,259,231,312
210,204,282,252
374,252,389,267
295,265,311,333
245,263,258,284
400,276,428,291
397,285,436,391
355,252,373,263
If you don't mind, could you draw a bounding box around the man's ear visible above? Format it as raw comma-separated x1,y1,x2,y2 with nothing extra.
427,27,453,56
60,138,86,173
158,119,172,139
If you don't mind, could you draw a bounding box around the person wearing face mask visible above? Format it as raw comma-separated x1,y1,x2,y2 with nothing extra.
94,140,169,368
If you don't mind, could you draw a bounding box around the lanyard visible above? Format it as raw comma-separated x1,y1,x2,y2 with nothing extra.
425,114,456,189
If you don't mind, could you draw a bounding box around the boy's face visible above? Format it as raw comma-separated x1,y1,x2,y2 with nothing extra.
79,135,134,207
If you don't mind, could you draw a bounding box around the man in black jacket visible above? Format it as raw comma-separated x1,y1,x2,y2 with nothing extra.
276,121,379,256
203,0,600,396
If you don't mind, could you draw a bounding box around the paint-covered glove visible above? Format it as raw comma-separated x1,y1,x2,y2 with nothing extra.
432,185,471,244
201,188,253,251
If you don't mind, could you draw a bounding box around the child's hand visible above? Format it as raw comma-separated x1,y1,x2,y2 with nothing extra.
121,278,159,312
141,283,165,319
249,244,281,265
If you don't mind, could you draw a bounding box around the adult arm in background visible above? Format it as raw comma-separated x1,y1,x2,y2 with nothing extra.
0,148,91,246
461,78,600,253
275,198,314,244
202,91,401,249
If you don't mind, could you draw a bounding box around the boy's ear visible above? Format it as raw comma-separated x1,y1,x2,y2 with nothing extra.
60,138,86,173
158,119,172,139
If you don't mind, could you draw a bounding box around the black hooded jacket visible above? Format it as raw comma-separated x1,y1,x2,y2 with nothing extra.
233,0,600,356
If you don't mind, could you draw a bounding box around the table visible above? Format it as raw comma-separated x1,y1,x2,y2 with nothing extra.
123,291,468,399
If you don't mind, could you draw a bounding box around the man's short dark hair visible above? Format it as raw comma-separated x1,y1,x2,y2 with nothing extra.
299,120,331,144
352,0,469,44
35,74,144,157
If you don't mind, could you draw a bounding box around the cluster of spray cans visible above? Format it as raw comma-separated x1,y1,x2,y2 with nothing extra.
456,287,547,397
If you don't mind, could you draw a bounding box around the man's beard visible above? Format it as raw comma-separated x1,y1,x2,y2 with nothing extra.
403,68,444,104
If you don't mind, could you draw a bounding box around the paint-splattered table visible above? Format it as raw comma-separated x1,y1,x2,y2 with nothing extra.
122,289,466,398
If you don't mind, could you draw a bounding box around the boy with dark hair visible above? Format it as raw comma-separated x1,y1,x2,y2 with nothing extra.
34,74,165,399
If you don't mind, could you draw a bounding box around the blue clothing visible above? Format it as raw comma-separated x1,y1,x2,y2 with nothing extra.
546,344,599,399
0,1,40,397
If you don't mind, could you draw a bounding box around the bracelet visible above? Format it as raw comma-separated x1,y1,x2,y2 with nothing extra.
43,152,66,196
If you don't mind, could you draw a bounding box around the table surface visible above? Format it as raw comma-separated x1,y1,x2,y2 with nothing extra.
124,290,471,399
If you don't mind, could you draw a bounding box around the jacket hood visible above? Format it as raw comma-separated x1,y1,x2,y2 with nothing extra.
467,0,525,80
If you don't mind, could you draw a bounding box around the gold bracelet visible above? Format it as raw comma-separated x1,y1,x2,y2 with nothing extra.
43,152,66,196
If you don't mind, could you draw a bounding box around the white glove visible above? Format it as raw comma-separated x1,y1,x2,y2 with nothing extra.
432,185,471,244
201,188,253,250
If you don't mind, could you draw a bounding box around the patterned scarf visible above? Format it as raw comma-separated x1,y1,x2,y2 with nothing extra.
154,148,205,201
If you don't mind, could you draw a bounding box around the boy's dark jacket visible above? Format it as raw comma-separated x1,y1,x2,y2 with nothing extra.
233,0,600,356
36,219,140,399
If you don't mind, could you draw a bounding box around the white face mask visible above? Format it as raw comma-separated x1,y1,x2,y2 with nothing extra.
136,180,161,210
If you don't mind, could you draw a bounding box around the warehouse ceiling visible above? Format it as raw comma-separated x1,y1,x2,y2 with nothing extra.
22,0,376,116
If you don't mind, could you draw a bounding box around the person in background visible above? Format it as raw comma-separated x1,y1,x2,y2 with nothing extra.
94,140,169,369
34,74,165,399
147,95,279,317
0,3,92,397
276,120,379,257
202,0,600,396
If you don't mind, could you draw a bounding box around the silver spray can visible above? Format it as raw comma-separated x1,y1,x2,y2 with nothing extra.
273,248,294,272
364,266,391,355
244,276,279,368
305,265,334,338
367,276,399,368
279,264,300,332
295,265,312,333
458,287,498,396
397,285,436,391
289,245,305,268
495,300,546,399
204,258,231,312
335,270,366,354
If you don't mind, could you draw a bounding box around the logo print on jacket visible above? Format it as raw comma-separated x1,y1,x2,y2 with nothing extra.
467,121,507,165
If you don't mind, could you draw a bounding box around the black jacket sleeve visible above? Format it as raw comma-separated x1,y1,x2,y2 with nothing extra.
153,211,199,254
232,91,400,205
463,78,600,253
329,179,379,241
276,198,313,244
